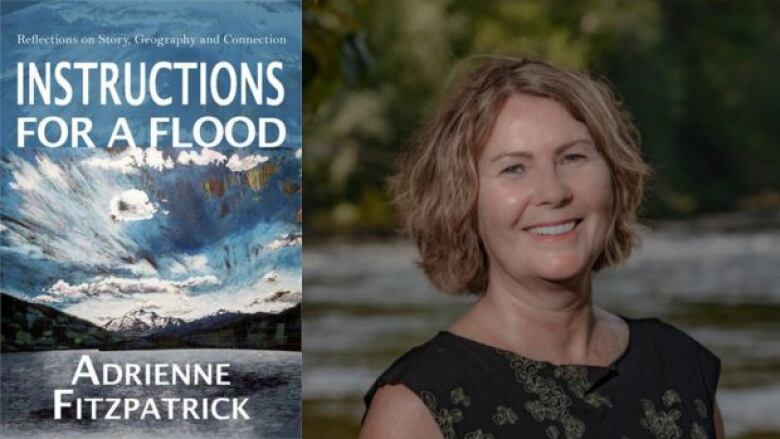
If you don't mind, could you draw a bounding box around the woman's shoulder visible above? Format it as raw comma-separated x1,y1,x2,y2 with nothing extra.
362,331,490,417
628,315,719,359
625,315,721,396
363,332,462,401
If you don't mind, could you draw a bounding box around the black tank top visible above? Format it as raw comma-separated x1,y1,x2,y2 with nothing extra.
363,316,721,439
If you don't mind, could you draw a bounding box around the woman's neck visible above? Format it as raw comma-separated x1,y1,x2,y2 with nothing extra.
449,268,614,366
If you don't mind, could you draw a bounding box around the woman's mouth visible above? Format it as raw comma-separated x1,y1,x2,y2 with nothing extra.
524,219,582,238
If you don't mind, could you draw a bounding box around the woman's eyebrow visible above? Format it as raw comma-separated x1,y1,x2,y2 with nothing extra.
488,139,594,163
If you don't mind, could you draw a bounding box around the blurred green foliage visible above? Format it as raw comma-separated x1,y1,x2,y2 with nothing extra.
303,0,780,235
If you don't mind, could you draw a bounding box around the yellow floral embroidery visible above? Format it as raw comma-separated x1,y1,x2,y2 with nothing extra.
450,387,471,407
662,389,682,407
465,429,494,439
639,397,683,439
554,365,613,409
498,349,611,439
690,422,708,439
492,405,518,425
419,390,463,439
694,399,708,418
638,390,712,439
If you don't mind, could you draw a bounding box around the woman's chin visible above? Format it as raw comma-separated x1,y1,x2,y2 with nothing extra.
530,256,590,282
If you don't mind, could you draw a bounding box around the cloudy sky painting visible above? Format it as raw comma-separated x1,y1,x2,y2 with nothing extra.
0,1,302,325
1,144,302,324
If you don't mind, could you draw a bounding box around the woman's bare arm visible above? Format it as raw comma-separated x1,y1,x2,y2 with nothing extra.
358,384,443,439
714,400,725,439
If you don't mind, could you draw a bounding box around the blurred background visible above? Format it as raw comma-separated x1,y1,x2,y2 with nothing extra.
301,0,780,437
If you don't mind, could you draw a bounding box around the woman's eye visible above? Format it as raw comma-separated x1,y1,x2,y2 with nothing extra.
561,153,586,164
501,164,525,175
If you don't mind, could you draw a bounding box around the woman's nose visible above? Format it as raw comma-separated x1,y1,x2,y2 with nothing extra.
531,167,573,207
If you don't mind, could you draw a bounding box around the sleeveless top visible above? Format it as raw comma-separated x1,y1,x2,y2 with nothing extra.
363,316,721,439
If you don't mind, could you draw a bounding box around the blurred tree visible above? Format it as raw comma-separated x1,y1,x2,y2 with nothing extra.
303,0,780,235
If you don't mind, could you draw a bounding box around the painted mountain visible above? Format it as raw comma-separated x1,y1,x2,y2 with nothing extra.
1,291,300,352
104,303,301,351
1,292,126,352
101,306,186,337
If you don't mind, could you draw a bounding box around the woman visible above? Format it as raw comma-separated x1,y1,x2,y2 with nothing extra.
359,57,724,439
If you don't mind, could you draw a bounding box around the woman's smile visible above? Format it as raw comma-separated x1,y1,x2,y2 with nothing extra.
524,218,582,241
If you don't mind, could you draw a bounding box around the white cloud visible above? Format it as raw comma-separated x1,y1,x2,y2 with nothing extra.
225,153,268,172
178,275,220,289
35,280,83,303
10,156,46,191
262,270,279,282
126,260,158,276
177,149,227,167
249,290,301,305
144,146,175,171
266,233,302,250
82,146,174,173
109,189,157,222
33,274,220,304
295,148,302,159
169,254,210,274
83,152,140,174
3,154,143,268
38,156,67,186
245,268,302,313
83,147,273,174
184,254,210,272
60,268,300,324
169,262,187,275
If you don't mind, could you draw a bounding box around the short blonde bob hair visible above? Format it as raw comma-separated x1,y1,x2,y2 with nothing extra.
390,56,651,295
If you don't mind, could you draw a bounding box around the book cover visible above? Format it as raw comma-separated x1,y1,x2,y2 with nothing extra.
0,1,302,438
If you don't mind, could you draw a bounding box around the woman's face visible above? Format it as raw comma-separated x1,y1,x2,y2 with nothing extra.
476,93,614,285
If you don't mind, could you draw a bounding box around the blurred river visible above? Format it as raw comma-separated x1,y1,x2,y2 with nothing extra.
304,228,780,438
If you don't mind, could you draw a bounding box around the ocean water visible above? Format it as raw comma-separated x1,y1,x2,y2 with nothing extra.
1,349,301,439
303,230,780,439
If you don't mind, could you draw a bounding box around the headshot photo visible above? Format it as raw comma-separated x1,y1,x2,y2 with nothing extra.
302,1,780,438
360,55,721,438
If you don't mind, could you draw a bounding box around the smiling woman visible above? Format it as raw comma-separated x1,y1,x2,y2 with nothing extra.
359,57,725,439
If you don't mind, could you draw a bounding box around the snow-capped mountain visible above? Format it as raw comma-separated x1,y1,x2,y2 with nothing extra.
150,308,245,338
102,307,185,336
